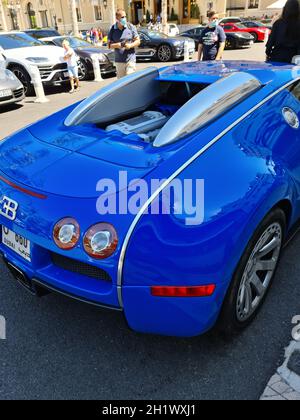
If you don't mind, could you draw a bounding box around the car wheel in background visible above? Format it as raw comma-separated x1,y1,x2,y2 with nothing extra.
10,65,34,96
79,59,91,81
225,39,236,49
218,208,286,336
250,32,258,42
157,44,172,62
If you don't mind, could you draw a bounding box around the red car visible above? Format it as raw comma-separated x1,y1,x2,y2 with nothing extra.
221,22,271,42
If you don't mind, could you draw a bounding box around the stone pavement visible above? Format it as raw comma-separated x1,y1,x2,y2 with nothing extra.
261,341,300,400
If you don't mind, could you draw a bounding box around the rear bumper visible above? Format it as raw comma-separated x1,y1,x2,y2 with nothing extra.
0,236,225,337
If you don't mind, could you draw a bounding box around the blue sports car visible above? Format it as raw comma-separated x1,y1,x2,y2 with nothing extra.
1,60,300,337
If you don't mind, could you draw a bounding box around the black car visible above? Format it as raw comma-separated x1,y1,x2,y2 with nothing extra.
24,29,61,39
137,30,195,62
180,26,254,50
41,36,116,80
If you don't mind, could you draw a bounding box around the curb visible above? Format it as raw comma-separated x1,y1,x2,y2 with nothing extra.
261,341,300,400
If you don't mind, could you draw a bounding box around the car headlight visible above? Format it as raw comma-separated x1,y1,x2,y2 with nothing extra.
53,218,80,250
5,69,17,81
26,57,50,63
173,41,182,47
83,223,118,259
98,53,106,62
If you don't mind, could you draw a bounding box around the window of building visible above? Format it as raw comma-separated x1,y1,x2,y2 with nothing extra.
94,5,102,21
76,8,82,22
248,0,259,9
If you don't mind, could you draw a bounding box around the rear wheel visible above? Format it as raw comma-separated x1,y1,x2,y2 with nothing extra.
226,39,237,49
218,208,286,336
250,32,258,43
157,44,172,62
10,65,34,96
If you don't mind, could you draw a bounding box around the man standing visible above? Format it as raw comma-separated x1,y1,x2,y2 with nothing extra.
198,11,226,61
108,9,140,79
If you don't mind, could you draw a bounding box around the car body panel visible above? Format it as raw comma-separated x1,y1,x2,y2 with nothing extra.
1,61,300,337
0,68,24,106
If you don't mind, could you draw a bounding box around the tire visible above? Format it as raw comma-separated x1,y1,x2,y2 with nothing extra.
250,32,258,43
10,65,34,96
218,208,286,337
226,39,237,49
78,59,91,81
157,44,173,62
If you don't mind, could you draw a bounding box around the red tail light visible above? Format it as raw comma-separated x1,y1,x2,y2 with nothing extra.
151,285,216,297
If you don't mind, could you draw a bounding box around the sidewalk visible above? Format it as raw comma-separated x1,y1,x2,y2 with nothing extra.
261,341,300,400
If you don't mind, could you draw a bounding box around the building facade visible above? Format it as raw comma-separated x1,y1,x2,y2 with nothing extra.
226,0,281,18
0,0,283,33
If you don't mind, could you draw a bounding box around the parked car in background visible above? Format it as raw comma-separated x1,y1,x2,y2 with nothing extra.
180,26,254,50
24,29,61,40
221,23,271,42
218,17,242,25
242,21,272,33
41,36,116,80
0,32,70,95
0,67,24,107
138,30,195,62
167,23,180,37
261,19,273,29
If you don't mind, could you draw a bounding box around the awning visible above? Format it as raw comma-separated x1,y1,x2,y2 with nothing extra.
267,0,287,9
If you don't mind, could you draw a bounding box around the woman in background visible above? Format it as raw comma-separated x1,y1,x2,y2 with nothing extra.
266,0,300,63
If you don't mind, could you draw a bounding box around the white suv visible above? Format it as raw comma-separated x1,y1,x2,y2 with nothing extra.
0,32,71,95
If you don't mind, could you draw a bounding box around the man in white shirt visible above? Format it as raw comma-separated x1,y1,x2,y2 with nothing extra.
62,39,79,94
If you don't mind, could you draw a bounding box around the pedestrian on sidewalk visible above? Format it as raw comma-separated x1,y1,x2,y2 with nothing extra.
198,11,226,61
108,8,140,79
266,0,300,63
62,39,80,94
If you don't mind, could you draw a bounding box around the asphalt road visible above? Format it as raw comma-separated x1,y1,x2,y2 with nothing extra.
1,43,299,401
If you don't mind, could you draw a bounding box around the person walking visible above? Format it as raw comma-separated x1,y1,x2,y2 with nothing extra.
266,0,300,63
198,11,226,61
108,8,140,79
62,39,79,94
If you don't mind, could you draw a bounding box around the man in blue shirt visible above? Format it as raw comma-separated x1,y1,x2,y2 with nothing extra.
108,8,140,79
198,11,226,61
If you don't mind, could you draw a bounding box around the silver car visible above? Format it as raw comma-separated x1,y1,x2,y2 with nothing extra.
0,67,25,107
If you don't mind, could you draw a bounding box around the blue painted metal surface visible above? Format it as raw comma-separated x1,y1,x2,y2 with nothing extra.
0,60,300,336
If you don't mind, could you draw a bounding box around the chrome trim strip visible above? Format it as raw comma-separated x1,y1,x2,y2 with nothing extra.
117,77,300,308
153,72,262,148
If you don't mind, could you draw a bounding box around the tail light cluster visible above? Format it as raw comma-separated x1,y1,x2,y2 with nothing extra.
53,218,118,259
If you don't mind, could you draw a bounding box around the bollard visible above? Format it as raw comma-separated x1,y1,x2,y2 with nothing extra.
184,40,190,62
91,54,103,82
29,63,49,103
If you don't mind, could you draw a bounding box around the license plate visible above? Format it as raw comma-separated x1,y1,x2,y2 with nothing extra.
2,226,31,262
0,89,12,98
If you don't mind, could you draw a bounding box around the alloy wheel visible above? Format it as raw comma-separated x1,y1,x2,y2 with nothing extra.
236,222,282,322
157,45,172,62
